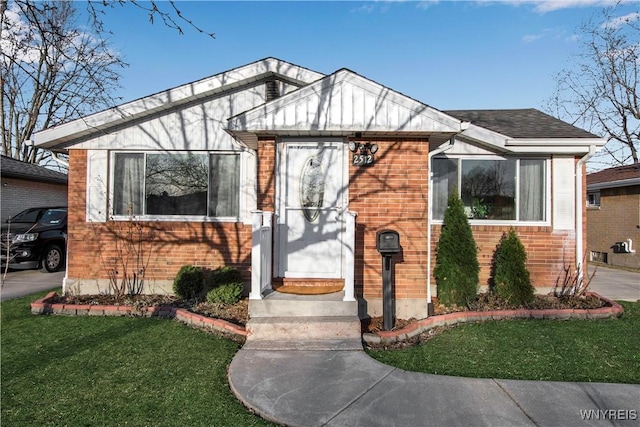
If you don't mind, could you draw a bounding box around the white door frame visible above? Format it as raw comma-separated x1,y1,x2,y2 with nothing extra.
274,137,349,278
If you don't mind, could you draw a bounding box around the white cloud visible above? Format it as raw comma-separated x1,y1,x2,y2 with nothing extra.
602,12,640,29
498,0,620,13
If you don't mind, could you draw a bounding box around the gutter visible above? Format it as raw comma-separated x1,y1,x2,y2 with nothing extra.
575,145,597,285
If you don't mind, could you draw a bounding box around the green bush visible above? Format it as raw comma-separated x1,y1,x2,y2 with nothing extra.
207,266,243,290
434,191,479,307
206,282,244,305
173,265,204,300
492,228,534,306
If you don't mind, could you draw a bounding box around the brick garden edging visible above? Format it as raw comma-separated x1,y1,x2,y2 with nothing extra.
30,292,247,338
31,291,623,345
363,292,624,345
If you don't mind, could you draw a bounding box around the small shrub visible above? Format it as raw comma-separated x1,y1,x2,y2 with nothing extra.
206,282,244,305
207,266,243,290
492,228,534,306
434,190,479,307
173,265,204,300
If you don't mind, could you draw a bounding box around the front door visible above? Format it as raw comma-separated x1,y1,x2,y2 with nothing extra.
277,140,346,278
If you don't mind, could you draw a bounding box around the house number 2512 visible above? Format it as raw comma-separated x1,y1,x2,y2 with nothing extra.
353,154,374,166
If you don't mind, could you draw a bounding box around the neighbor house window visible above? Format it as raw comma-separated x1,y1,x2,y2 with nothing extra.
112,152,239,218
432,157,546,222
587,191,601,207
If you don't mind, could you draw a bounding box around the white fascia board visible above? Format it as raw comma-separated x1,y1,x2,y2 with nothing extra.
456,124,509,151
587,177,640,191
506,138,606,147
34,58,325,149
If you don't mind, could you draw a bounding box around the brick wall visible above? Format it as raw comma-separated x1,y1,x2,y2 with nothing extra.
587,185,640,270
66,150,252,289
430,225,575,290
1,177,67,221
348,139,430,301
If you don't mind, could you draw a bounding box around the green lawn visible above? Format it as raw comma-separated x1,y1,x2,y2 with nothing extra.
1,289,276,427
367,301,640,384
3,291,638,426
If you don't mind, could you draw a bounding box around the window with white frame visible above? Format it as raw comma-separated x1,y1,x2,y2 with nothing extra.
112,152,240,218
432,157,547,222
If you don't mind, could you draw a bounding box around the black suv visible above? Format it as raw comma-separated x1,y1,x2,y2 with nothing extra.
1,207,67,272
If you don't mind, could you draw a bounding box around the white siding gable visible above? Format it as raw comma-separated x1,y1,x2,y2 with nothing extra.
228,70,464,137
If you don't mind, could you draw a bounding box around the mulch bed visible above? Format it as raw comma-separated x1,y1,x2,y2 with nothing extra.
56,291,606,337
360,292,606,334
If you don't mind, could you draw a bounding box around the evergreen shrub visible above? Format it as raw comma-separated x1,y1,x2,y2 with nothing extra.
173,265,204,300
492,228,534,305
434,191,479,307
206,283,244,305
206,266,243,290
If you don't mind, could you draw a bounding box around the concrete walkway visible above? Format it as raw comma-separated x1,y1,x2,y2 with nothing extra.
230,266,640,427
229,349,640,427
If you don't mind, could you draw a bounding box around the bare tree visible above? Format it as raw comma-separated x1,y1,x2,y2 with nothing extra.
1,0,214,170
546,2,639,171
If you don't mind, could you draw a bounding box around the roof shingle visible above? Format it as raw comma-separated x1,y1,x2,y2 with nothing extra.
444,108,600,139
0,155,68,184
587,163,640,186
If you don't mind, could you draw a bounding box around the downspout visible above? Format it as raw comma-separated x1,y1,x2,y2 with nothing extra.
426,137,456,314
575,145,597,285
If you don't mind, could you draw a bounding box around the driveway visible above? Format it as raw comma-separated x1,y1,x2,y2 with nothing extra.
588,264,639,302
0,269,65,301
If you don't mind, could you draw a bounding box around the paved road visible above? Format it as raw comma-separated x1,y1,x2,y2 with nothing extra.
0,269,65,301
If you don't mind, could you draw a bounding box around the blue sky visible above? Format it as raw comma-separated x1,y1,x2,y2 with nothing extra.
91,1,633,111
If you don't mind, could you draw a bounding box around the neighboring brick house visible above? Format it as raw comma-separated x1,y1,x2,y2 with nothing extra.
587,164,640,271
1,155,68,221
33,58,605,320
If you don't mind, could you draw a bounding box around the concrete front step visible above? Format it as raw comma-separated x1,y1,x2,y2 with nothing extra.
242,339,363,351
246,316,362,344
249,291,357,318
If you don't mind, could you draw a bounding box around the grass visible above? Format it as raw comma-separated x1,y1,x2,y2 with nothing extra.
1,289,276,427
3,291,638,426
367,301,640,384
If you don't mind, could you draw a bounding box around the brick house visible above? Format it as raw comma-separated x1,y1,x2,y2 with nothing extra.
1,155,68,221
587,164,640,271
33,58,605,320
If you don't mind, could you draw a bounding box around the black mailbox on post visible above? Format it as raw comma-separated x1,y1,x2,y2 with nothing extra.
376,230,400,255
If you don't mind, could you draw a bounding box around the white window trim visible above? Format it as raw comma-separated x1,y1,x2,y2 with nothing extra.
108,150,244,222
430,156,551,226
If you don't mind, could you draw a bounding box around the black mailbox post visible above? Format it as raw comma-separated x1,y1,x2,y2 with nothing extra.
376,230,400,331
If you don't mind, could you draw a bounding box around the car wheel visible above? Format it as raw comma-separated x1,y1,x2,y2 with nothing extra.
43,244,64,272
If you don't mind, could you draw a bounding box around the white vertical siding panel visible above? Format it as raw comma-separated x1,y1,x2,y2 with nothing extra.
552,156,576,230
375,95,388,128
317,90,330,129
242,150,257,224
86,150,108,222
352,86,365,128
364,92,376,129
329,84,342,128
342,83,353,128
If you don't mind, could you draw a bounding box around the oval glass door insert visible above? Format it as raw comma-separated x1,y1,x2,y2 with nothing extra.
300,155,325,222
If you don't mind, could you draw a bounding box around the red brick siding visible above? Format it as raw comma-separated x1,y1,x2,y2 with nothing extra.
66,150,252,282
348,139,430,300
430,226,576,289
257,138,276,210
